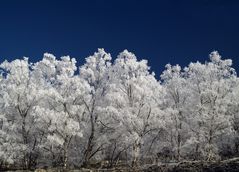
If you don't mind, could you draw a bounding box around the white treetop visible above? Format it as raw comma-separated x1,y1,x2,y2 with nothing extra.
0,50,238,169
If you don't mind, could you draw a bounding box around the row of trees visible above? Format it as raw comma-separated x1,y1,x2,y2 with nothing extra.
0,49,238,169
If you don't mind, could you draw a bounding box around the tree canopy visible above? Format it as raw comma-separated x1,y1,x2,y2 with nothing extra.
0,49,238,169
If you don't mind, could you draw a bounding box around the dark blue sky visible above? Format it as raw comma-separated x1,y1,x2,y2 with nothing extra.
0,0,239,77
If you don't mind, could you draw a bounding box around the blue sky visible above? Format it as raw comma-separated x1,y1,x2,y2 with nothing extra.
0,0,239,77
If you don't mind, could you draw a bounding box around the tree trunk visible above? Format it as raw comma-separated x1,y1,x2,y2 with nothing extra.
82,112,95,167
176,120,182,161
63,140,68,169
132,139,141,168
22,115,29,169
207,129,213,161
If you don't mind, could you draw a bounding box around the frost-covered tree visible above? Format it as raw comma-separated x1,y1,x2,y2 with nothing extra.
0,58,44,169
106,50,165,167
184,51,236,161
79,49,112,167
32,53,89,168
0,49,238,169
229,78,239,156
161,64,192,161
